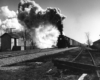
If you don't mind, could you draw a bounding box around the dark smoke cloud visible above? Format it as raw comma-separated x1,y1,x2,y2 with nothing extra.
18,0,65,35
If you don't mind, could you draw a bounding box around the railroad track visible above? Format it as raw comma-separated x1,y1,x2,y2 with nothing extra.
72,47,100,79
52,47,100,80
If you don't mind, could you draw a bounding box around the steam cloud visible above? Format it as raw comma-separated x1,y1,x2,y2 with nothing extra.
18,0,65,48
0,0,66,49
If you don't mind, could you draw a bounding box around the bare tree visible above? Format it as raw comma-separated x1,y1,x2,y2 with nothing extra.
16,29,34,49
85,32,92,47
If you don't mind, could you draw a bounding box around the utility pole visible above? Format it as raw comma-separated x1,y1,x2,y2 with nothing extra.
24,29,26,50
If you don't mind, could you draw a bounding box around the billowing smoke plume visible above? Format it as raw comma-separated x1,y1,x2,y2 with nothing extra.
18,0,65,48
0,0,66,49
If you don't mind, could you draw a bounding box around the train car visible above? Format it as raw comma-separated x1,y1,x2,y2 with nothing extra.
58,35,82,48
92,39,100,49
64,36,81,47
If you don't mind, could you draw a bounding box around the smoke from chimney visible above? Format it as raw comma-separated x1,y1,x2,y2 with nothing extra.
18,0,66,49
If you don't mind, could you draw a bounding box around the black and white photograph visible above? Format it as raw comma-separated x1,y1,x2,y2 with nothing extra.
0,0,100,80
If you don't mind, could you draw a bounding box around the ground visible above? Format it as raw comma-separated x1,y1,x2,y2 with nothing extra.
0,48,99,80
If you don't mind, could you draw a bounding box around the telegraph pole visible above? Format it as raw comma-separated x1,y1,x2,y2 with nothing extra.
24,29,26,50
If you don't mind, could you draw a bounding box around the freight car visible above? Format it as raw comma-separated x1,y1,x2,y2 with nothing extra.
69,38,81,47
64,36,81,47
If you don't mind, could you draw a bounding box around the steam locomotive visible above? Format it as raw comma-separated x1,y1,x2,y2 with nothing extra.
57,35,81,48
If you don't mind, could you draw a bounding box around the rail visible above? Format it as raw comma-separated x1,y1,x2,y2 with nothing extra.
74,47,100,79
52,47,100,80
87,49,100,80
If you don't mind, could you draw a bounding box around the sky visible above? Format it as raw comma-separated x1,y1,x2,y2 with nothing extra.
0,0,100,43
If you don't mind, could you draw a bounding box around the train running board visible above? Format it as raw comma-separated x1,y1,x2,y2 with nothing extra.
52,59,100,73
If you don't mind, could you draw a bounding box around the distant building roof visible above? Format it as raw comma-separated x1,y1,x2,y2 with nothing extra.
1,33,20,39
93,39,100,43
